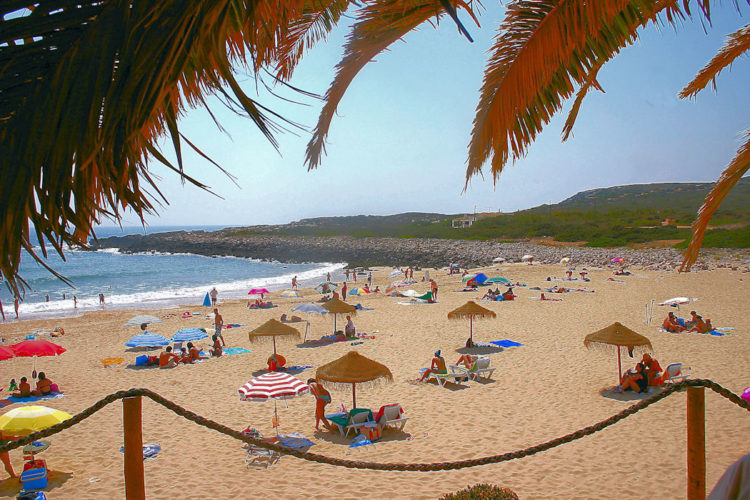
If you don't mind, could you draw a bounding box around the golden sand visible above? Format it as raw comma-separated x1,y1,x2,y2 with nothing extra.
0,264,748,499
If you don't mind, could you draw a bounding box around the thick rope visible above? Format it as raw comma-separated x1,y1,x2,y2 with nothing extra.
0,379,747,471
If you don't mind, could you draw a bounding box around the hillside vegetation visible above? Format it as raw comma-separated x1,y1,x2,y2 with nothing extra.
221,179,750,248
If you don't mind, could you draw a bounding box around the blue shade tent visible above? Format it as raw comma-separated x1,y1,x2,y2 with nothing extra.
473,273,488,285
203,293,211,307
172,328,208,342
125,333,170,348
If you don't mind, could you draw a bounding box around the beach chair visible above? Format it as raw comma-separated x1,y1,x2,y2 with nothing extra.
449,356,495,382
662,363,691,384
375,404,408,431
423,369,467,387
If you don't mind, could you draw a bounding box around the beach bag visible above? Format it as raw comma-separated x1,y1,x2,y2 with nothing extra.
135,355,148,366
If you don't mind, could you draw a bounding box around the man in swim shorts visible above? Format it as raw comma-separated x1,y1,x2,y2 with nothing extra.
214,308,225,346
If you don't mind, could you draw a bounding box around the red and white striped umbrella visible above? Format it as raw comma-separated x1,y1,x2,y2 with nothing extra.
238,372,310,401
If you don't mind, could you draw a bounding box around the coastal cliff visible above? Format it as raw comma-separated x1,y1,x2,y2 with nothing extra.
91,230,746,270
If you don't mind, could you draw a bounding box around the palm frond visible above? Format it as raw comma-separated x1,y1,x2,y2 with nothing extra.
680,23,750,99
0,0,312,298
561,59,605,142
305,0,481,170
272,0,352,80
680,131,750,271
466,0,685,184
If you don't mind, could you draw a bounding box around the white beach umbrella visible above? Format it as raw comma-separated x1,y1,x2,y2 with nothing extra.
388,269,402,278
291,302,328,341
492,257,505,263
401,289,421,297
522,255,533,261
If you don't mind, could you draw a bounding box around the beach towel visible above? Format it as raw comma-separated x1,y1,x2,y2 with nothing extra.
0,399,12,408
121,443,161,460
222,347,252,356
354,304,374,311
225,324,244,329
8,392,65,403
490,340,524,348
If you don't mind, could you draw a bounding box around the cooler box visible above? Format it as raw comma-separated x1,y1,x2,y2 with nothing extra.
20,467,48,490
362,423,381,441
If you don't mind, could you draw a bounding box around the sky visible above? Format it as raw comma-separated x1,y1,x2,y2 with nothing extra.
109,3,749,228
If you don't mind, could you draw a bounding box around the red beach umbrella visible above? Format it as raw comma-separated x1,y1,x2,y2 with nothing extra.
0,346,15,361
238,372,310,401
11,339,66,357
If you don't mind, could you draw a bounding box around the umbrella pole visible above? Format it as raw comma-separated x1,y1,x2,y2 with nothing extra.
273,336,277,355
352,383,356,409
617,346,622,384
470,316,473,343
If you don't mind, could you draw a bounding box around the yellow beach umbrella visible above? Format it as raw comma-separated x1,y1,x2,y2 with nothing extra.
0,406,73,437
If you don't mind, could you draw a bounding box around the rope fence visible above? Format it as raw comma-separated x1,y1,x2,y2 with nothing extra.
1,379,748,472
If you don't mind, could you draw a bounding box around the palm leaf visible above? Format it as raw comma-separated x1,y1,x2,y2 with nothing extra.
0,0,311,298
561,60,605,142
466,0,688,184
680,23,750,99
680,131,750,271
305,0,480,170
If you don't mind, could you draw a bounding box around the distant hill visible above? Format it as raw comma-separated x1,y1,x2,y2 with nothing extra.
219,178,750,248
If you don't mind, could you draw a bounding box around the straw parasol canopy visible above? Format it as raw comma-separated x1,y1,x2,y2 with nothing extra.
316,351,392,408
321,297,356,333
248,318,301,355
584,322,653,384
447,301,497,344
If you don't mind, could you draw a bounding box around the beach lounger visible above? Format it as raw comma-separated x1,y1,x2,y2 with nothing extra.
662,363,691,384
422,370,467,387
327,409,374,437
449,356,495,382
242,429,314,468
375,404,408,431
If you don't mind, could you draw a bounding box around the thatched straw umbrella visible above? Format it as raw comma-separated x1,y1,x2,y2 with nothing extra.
584,322,653,384
447,301,497,345
248,318,301,355
316,351,392,409
321,297,356,334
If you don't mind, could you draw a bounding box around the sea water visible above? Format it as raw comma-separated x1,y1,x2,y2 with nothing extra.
0,226,344,321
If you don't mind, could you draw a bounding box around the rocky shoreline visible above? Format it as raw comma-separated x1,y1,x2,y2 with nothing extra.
91,230,750,271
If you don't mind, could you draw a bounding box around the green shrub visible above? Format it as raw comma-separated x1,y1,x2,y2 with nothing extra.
584,237,627,247
440,483,518,500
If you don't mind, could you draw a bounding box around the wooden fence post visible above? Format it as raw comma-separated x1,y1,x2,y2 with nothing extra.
123,395,145,500
687,386,706,500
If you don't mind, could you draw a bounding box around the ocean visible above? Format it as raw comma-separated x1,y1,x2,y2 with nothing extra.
0,225,344,321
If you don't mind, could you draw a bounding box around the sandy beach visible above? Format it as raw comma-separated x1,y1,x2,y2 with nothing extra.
0,263,748,499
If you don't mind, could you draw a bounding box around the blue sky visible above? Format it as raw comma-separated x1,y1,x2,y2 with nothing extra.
110,3,749,228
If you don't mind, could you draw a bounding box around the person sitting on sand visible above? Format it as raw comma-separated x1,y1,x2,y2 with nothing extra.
159,346,180,368
618,363,648,393
11,376,31,398
187,342,204,362
685,310,700,330
307,378,332,431
344,315,356,337
209,334,223,357
641,353,663,386
663,312,685,333
32,372,53,396
689,315,710,333
502,287,515,300
268,354,287,372
703,318,714,333
372,286,380,293
419,350,448,382
482,289,497,301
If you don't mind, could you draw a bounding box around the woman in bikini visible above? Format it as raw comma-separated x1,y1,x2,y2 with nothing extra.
307,378,332,431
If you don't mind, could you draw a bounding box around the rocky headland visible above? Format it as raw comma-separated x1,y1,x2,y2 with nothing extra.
91,230,750,271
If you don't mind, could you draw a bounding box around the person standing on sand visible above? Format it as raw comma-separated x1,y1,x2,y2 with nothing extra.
292,276,298,289
0,434,16,479
210,287,218,306
341,282,347,301
430,279,438,300
214,308,225,346
352,269,357,282
367,272,372,286
308,378,332,431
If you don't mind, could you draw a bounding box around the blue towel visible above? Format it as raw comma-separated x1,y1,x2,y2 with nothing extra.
490,340,524,348
120,443,161,459
8,393,65,403
222,347,252,356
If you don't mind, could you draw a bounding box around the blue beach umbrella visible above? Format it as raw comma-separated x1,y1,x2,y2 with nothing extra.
172,328,209,343
125,333,170,348
203,293,211,307
473,273,488,285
